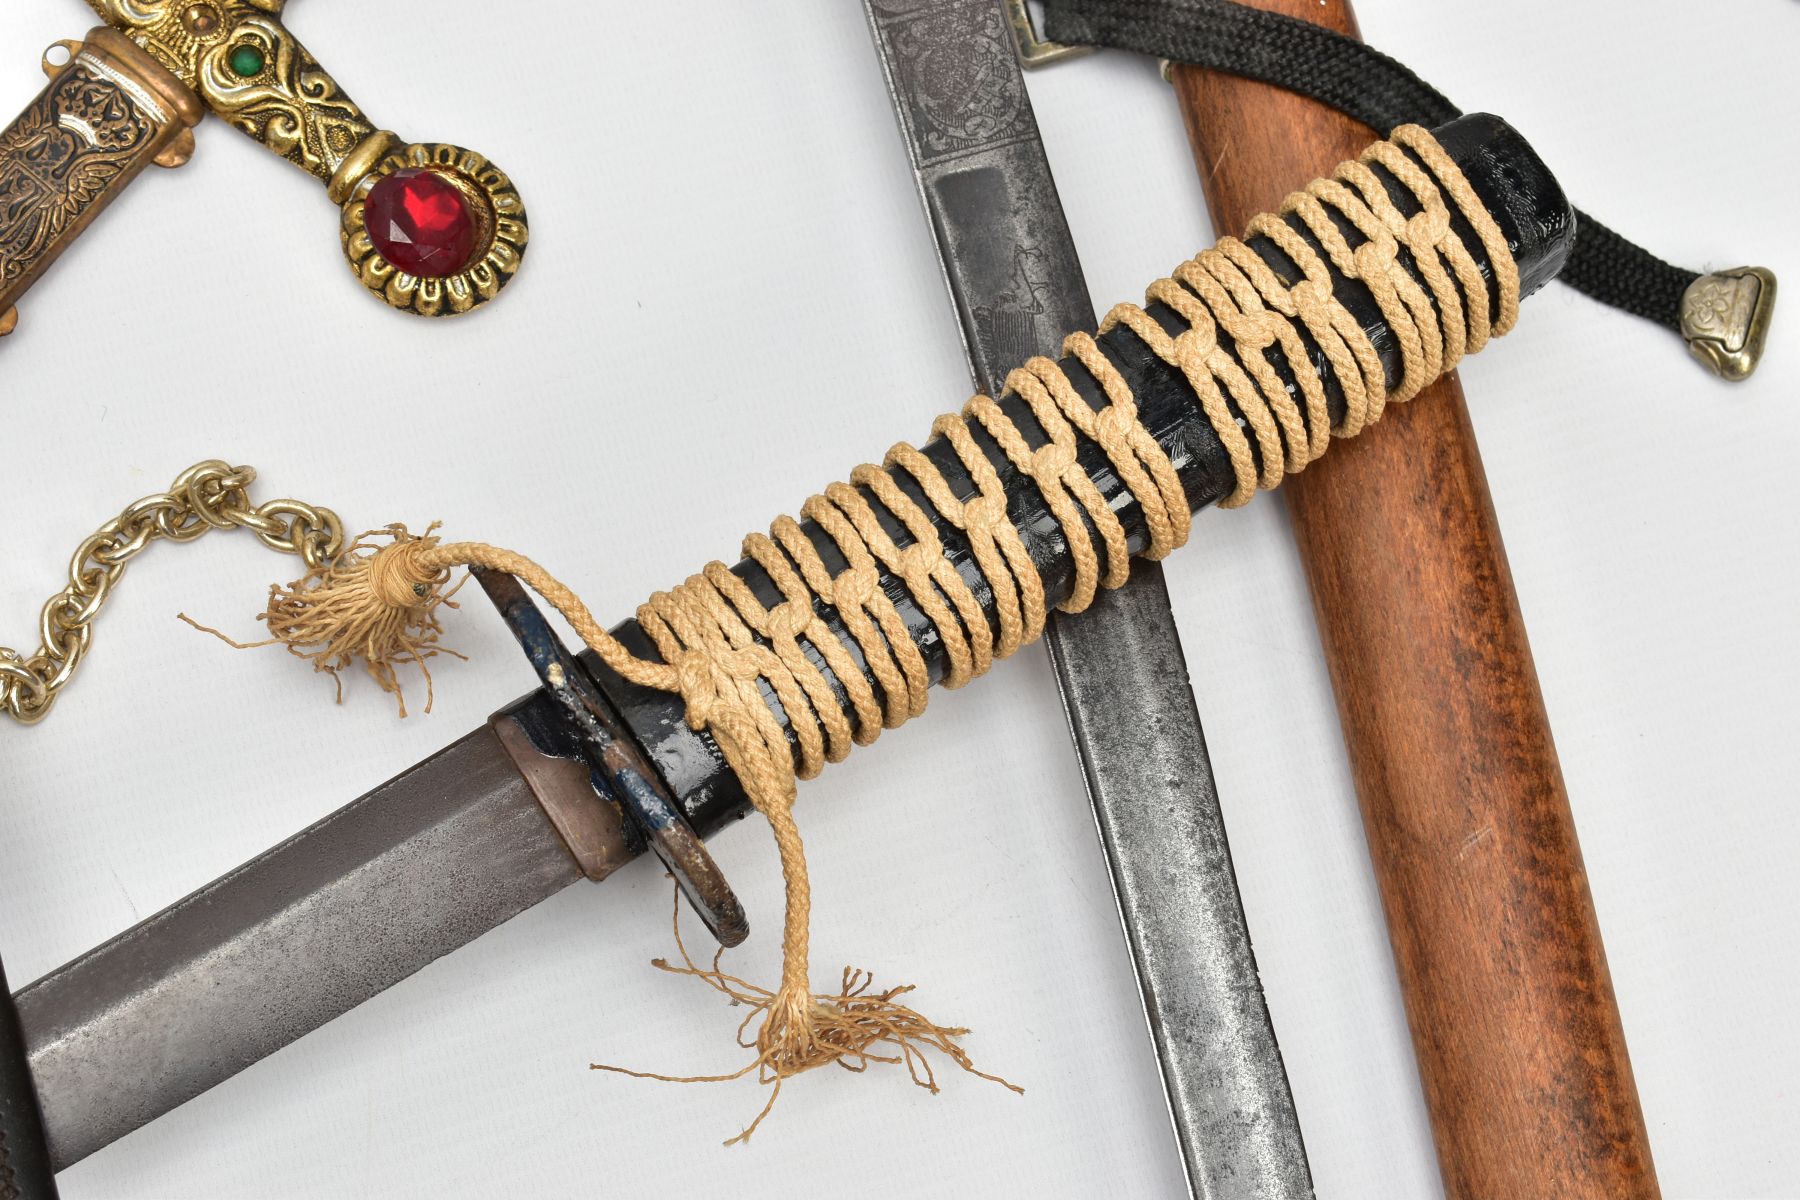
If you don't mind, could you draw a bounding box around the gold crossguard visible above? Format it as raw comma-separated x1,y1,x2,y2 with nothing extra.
0,4,526,335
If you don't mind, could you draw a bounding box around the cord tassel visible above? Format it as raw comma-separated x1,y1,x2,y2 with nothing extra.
255,526,461,715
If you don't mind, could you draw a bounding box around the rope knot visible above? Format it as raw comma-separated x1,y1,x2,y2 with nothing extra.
673,648,732,725
832,566,880,608
963,493,1006,532
1288,278,1333,315
1408,206,1451,248
1176,323,1216,360
1232,313,1278,352
899,542,940,583
366,534,444,607
1031,442,1076,479
1093,404,1135,443
767,599,812,640
1353,237,1397,279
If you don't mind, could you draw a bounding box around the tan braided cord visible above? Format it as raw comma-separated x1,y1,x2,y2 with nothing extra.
6,126,1519,1140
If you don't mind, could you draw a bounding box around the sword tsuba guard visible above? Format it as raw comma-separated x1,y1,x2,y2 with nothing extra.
476,569,750,948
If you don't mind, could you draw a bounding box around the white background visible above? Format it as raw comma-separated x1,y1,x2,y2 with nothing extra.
2,2,1795,1197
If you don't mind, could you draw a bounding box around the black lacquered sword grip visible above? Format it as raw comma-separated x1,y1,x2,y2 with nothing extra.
585,114,1573,839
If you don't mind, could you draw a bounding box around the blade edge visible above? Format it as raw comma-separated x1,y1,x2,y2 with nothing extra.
864,4,1313,1196
15,725,582,1169
1050,567,1314,1198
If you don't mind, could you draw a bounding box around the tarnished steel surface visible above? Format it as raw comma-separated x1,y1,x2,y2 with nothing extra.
865,0,1094,385
1053,563,1313,1198
865,3,1312,1195
13,727,582,1169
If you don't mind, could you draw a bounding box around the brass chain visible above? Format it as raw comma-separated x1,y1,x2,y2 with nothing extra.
1,460,343,726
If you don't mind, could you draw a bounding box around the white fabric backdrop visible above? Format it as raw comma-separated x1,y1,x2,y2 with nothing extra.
1,2,1794,1196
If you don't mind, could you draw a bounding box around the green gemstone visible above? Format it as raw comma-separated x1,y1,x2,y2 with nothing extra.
227,44,265,77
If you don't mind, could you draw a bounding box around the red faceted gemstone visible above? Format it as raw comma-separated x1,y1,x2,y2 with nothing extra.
364,168,478,278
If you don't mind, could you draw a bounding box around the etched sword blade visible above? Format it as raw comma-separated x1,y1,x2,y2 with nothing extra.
864,3,1313,1195
14,725,586,1169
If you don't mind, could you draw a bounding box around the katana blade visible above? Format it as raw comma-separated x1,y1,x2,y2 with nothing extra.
15,725,587,1169
863,3,1312,1196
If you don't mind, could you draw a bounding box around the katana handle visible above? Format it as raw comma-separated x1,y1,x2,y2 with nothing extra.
0,28,203,340
563,114,1573,845
1168,7,1660,1197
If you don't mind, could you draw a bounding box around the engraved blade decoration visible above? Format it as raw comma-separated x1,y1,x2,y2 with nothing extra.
863,4,1315,1197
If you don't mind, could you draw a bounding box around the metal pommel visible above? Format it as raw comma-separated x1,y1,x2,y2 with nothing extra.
339,141,530,318
1682,266,1777,381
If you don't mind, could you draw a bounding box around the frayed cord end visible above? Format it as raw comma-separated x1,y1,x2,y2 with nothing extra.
256,524,465,716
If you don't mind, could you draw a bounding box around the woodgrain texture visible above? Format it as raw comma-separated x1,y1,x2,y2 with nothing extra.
1167,3,1660,1195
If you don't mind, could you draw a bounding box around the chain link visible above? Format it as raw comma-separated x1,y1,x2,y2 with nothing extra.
2,461,343,726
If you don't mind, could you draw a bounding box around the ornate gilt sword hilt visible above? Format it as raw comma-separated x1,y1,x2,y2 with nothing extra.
1,2,527,337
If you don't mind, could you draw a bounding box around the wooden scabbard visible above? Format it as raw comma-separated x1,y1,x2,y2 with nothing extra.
1166,4,1660,1196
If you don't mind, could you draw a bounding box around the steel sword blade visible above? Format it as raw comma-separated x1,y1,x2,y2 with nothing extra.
863,4,1313,1196
14,725,589,1169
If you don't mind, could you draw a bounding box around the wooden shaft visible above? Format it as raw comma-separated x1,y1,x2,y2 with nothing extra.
1166,5,1659,1196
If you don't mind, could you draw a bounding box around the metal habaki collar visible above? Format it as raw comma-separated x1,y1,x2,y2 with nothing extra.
82,0,527,317
1681,267,1777,381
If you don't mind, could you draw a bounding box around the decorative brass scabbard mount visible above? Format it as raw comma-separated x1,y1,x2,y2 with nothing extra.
0,1,527,337
1680,266,1777,382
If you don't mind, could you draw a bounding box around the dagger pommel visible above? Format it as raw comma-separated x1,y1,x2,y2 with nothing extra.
85,0,529,316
